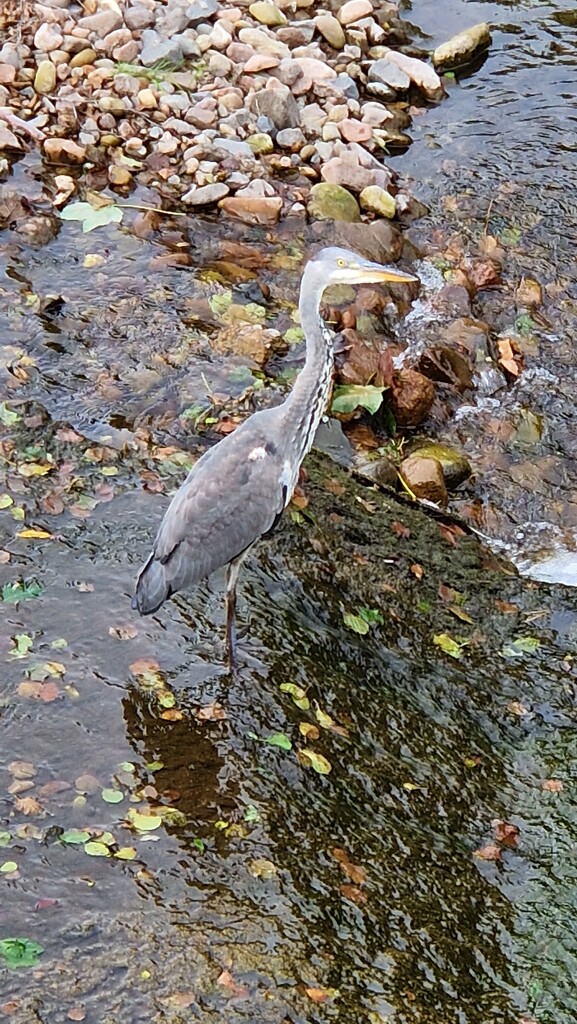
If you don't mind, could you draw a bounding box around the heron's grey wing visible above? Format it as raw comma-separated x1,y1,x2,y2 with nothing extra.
133,414,288,614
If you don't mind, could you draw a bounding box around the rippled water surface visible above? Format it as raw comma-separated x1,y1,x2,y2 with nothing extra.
2,2,577,1022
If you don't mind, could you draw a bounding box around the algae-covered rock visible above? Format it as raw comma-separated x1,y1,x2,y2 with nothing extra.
433,23,492,71
308,183,361,223
407,442,472,489
359,185,396,219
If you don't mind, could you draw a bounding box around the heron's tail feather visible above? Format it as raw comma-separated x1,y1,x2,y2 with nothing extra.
132,554,171,616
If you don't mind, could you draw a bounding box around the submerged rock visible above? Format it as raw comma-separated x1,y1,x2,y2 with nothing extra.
433,23,492,71
308,183,361,223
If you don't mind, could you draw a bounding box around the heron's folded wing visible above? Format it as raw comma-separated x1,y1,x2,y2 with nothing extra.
152,431,286,588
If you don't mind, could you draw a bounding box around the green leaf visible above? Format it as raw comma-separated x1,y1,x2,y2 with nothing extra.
359,607,384,625
102,788,124,804
126,810,162,832
502,636,540,658
84,841,111,857
331,384,386,416
51,638,68,649
158,692,176,709
0,861,18,873
0,493,14,509
192,837,205,852
60,829,90,844
265,732,292,751
0,938,44,969
60,201,124,233
280,682,310,710
0,831,11,847
343,611,370,635
244,805,261,824
119,761,136,773
0,403,20,426
145,760,164,772
299,749,332,775
433,632,465,659
114,846,137,860
1,580,44,604
11,633,33,658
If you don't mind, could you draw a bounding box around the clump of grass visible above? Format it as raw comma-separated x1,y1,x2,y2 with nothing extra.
113,57,190,88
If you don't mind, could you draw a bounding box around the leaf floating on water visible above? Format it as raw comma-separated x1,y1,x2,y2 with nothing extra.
502,636,540,658
305,987,340,1004
280,682,310,710
264,732,292,751
60,830,90,845
342,611,369,635
0,937,44,969
298,749,332,775
2,580,44,604
208,289,232,316
127,810,162,832
0,494,14,509
101,788,124,804
60,201,124,233
473,843,501,862
331,384,386,416
492,819,520,848
243,805,261,824
0,861,18,874
84,841,111,857
299,722,320,741
314,706,335,730
433,632,465,659
248,858,277,879
83,253,105,268
10,634,33,658
542,779,563,793
114,846,137,860
195,700,227,721
0,403,20,426
0,832,11,847
17,528,51,540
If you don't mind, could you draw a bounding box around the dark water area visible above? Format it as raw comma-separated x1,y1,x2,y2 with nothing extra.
2,1,577,1023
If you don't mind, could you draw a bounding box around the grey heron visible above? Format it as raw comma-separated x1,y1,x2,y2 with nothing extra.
132,246,417,670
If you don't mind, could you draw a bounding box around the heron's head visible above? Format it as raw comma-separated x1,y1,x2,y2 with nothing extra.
311,246,418,288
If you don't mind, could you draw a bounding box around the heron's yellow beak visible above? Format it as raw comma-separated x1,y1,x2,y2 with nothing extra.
353,266,417,284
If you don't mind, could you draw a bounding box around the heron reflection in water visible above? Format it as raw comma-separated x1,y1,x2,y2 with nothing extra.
132,247,417,670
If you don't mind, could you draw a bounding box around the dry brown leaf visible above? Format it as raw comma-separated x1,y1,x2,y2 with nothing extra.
542,779,563,793
14,795,44,816
67,1009,86,1022
195,701,227,722
17,680,43,699
109,624,138,640
492,819,520,847
340,883,367,905
160,709,184,721
410,563,424,579
130,658,161,676
473,843,501,861
324,477,346,496
391,521,410,539
40,681,61,702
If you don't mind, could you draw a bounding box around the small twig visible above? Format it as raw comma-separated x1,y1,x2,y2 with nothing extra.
117,203,187,217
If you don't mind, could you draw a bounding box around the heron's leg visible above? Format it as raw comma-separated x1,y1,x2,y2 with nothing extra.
225,549,251,673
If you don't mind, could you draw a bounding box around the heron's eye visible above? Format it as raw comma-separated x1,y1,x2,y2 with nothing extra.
337,259,346,267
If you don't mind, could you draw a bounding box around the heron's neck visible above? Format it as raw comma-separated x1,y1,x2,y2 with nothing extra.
283,273,334,463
